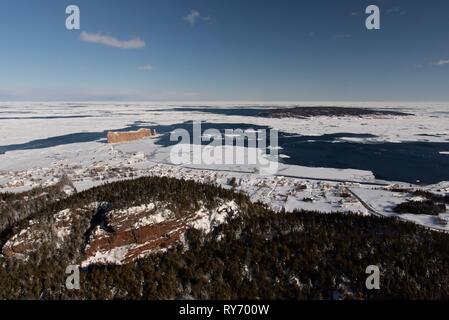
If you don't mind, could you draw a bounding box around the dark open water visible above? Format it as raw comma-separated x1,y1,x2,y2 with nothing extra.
0,110,448,184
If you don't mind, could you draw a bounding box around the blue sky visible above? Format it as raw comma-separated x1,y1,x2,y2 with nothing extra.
0,0,448,101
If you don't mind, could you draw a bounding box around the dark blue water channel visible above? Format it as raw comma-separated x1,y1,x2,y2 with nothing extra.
1,118,448,184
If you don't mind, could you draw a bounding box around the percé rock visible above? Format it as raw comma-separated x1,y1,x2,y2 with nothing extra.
107,128,157,144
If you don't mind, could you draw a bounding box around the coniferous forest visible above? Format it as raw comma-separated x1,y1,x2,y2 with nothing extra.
0,176,448,300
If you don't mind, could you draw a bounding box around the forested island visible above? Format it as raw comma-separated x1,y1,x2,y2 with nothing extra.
258,106,412,118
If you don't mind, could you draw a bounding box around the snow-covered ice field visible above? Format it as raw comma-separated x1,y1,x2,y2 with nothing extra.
1,101,449,145
0,101,448,231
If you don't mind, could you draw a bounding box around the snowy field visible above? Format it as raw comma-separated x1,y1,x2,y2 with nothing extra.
1,101,449,146
0,101,448,231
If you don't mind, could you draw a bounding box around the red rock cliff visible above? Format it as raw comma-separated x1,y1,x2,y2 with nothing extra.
107,129,156,144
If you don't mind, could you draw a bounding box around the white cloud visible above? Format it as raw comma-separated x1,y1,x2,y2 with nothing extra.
137,65,153,71
183,10,210,25
80,32,145,49
435,60,449,66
